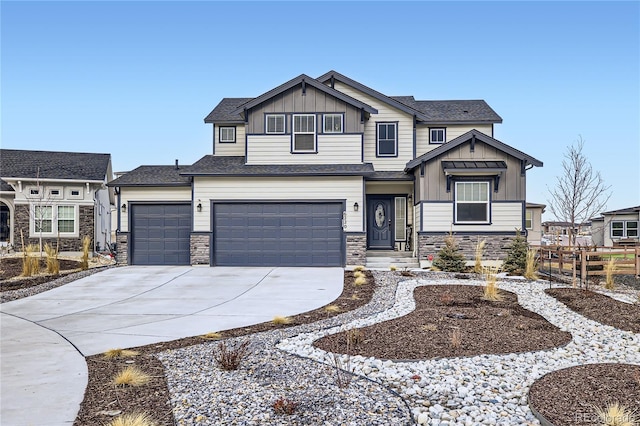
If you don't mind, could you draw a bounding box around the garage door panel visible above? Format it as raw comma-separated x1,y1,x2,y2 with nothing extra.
214,202,343,266
131,204,191,265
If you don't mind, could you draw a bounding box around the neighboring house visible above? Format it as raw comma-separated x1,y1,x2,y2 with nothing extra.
525,202,546,245
591,206,640,247
0,149,114,252
109,71,542,267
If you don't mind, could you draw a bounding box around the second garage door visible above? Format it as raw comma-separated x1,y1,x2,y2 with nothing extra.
130,204,191,265
213,202,344,266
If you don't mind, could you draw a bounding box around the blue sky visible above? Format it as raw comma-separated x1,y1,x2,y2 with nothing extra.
2,1,639,218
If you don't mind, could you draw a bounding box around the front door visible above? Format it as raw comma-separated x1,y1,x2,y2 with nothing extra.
367,197,393,249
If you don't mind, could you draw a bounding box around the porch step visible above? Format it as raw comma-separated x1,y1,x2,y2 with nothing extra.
365,251,419,269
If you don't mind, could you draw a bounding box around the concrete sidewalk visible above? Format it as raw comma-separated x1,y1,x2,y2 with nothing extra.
0,266,343,426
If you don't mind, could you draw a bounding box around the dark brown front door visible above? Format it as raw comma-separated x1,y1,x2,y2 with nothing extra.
367,197,393,249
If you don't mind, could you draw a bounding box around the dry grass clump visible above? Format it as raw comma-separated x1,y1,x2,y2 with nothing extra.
450,328,462,349
604,258,618,290
200,331,223,340
273,397,298,415
107,412,157,426
80,235,91,270
272,315,292,325
483,266,502,301
44,243,60,274
421,323,437,332
213,340,250,371
345,328,364,346
324,304,341,313
354,276,367,286
353,265,365,272
524,248,539,280
103,348,140,359
474,239,486,274
113,366,151,387
593,402,637,426
353,270,365,279
389,264,397,271
21,244,40,277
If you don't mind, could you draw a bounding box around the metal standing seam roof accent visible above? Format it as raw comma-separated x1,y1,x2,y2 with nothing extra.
441,160,508,171
181,156,375,177
229,74,378,116
405,129,543,171
107,165,192,187
0,149,111,181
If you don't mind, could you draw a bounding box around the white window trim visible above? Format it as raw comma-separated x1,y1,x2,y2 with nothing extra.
219,126,236,143
323,114,343,134
30,204,79,238
68,187,83,199
394,197,407,241
454,181,490,224
292,114,316,152
525,210,533,229
611,220,639,238
266,114,285,134
49,187,63,199
430,128,446,144
376,122,397,157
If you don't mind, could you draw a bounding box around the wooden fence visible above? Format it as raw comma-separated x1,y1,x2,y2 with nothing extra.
534,246,640,284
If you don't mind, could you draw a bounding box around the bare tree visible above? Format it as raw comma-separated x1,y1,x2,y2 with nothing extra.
547,136,611,246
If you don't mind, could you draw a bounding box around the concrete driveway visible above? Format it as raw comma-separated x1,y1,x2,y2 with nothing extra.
0,266,343,426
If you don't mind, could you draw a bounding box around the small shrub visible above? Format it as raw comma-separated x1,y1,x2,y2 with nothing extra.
44,243,60,275
474,239,486,274
345,328,364,346
107,412,157,426
389,264,397,271
324,304,340,314
593,402,637,426
273,397,298,415
103,348,140,359
604,258,617,290
113,366,151,387
272,315,292,325
400,268,415,277
213,340,250,371
353,276,367,286
353,270,365,278
432,234,466,272
502,229,529,275
80,236,91,270
200,332,223,340
524,248,539,280
353,265,365,272
21,244,40,277
483,266,502,302
450,328,462,349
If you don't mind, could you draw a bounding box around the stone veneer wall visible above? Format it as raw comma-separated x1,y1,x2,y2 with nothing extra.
116,232,129,265
417,233,517,262
14,204,94,251
190,233,210,265
346,232,367,266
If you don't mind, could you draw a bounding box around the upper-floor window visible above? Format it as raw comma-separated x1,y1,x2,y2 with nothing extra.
266,114,285,134
611,220,638,238
323,114,343,133
292,114,316,152
430,128,446,144
219,126,236,143
455,181,490,223
525,210,533,229
376,122,397,157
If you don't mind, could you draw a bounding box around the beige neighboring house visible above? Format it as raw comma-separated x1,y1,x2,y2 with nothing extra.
591,206,640,247
0,149,114,252
525,202,545,245
109,71,543,267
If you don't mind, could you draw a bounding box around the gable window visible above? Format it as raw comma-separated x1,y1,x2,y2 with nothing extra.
377,122,397,157
611,220,638,238
219,126,236,143
34,206,52,233
292,114,316,152
455,181,490,223
266,114,285,134
525,210,533,229
323,114,343,133
430,128,446,144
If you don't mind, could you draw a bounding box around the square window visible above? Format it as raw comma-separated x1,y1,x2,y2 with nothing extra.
455,181,490,223
377,123,397,156
430,128,446,144
323,114,343,133
293,114,316,152
611,221,624,237
266,114,285,134
219,127,236,143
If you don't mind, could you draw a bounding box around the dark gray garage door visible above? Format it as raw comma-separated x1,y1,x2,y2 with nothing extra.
131,204,191,265
213,202,343,266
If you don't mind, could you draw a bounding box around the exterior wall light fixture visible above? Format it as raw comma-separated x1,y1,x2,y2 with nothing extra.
121,203,126,212
354,202,359,212
197,202,202,212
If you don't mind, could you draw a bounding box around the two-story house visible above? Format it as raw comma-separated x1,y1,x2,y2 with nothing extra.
109,71,542,267
0,149,114,252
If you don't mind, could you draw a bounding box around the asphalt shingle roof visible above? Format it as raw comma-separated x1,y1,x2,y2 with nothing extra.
108,166,192,187
0,149,111,181
204,98,252,123
601,206,640,215
391,97,502,123
184,156,375,176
